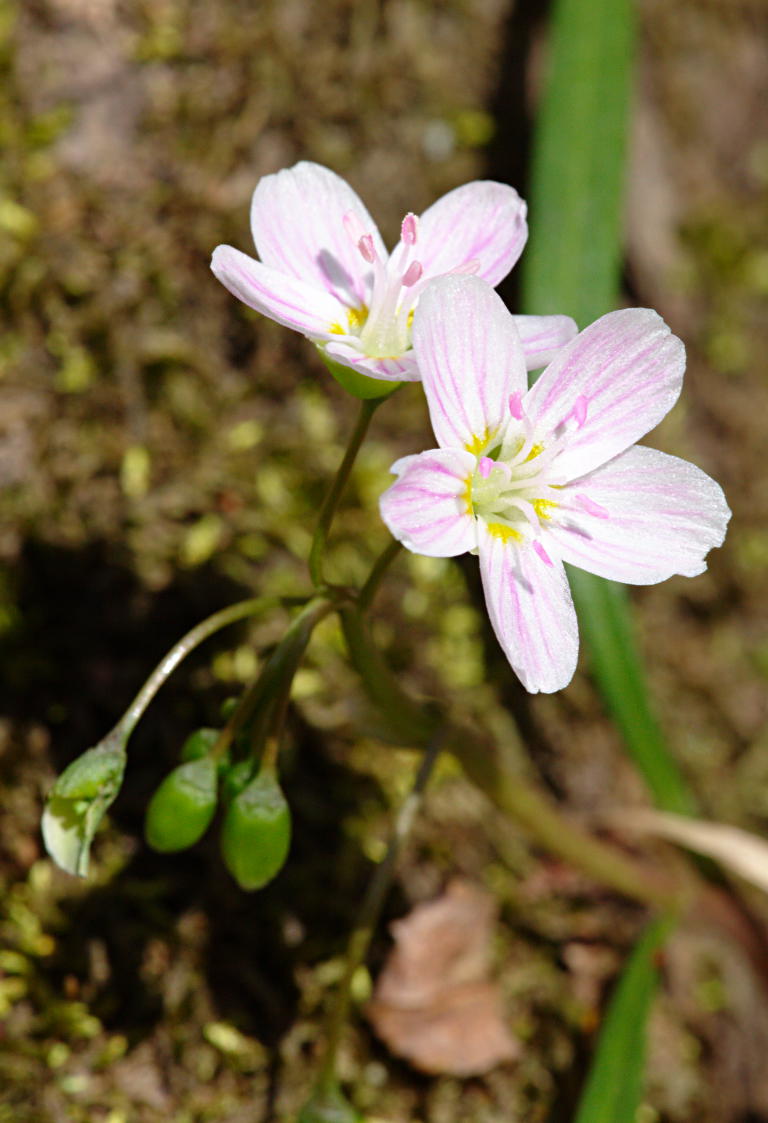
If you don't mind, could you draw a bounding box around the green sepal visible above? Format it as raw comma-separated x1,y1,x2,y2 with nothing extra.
219,697,238,721
180,727,221,762
219,767,291,891
144,758,218,853
318,351,402,401
42,735,127,878
220,759,254,804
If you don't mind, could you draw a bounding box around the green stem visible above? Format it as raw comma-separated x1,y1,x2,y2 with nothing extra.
309,398,380,588
115,596,283,742
210,596,335,765
341,605,681,911
316,732,444,1097
359,538,402,613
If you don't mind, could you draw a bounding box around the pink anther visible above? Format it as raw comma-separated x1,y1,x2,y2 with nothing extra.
343,211,366,244
478,456,494,479
357,234,377,264
576,493,609,519
533,540,553,567
401,213,419,245
571,395,588,428
450,259,481,276
508,391,524,420
401,260,423,287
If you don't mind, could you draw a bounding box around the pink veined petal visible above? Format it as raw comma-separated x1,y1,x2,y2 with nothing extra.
413,275,528,452
547,444,731,584
511,314,579,370
323,340,420,383
525,308,686,480
250,162,386,308
410,181,528,287
211,245,347,338
379,449,477,557
477,521,579,694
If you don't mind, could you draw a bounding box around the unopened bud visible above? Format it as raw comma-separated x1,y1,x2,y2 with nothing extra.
180,727,224,764
145,759,217,853
220,768,291,891
42,737,126,877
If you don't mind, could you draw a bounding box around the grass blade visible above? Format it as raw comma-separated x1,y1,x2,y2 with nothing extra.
520,0,696,815
572,917,671,1123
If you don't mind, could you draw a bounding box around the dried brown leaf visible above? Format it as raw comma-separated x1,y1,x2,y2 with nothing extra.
617,809,768,896
367,879,519,1076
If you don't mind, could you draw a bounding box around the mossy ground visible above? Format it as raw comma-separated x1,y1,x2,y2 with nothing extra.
1,0,768,1119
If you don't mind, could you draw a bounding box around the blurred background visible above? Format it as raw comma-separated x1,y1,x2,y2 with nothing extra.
1,0,767,1119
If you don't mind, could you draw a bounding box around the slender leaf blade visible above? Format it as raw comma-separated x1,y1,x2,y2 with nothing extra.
573,917,671,1123
520,0,696,815
521,0,635,326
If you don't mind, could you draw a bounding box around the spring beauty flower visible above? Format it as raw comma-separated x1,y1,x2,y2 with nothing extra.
211,161,576,386
380,276,730,693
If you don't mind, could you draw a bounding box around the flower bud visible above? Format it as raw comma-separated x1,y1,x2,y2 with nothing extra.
144,758,217,853
219,768,291,891
42,738,126,877
180,727,221,763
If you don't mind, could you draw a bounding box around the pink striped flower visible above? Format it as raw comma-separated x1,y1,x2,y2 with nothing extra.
380,276,730,693
211,162,576,385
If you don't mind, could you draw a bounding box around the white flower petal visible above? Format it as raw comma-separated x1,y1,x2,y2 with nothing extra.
324,340,420,382
477,522,579,693
380,449,477,557
211,245,347,338
525,308,685,480
250,162,385,307
411,181,528,286
548,444,731,584
512,314,579,370
413,275,528,452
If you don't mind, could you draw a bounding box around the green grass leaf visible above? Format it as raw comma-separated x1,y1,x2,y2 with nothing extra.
521,0,696,815
573,917,672,1123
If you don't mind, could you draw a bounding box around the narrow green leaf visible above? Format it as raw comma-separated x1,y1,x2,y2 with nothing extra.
521,0,635,327
573,917,671,1123
521,0,696,815
567,572,696,816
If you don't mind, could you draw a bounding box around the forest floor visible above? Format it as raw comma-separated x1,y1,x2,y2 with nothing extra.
1,0,768,1120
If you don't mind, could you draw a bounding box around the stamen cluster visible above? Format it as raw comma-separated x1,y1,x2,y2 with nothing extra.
469,392,607,565
340,211,478,359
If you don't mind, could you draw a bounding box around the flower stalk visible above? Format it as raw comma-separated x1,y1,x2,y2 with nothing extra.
341,604,682,911
312,731,444,1102
309,397,381,588
211,596,337,766
358,538,402,612
116,595,284,744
